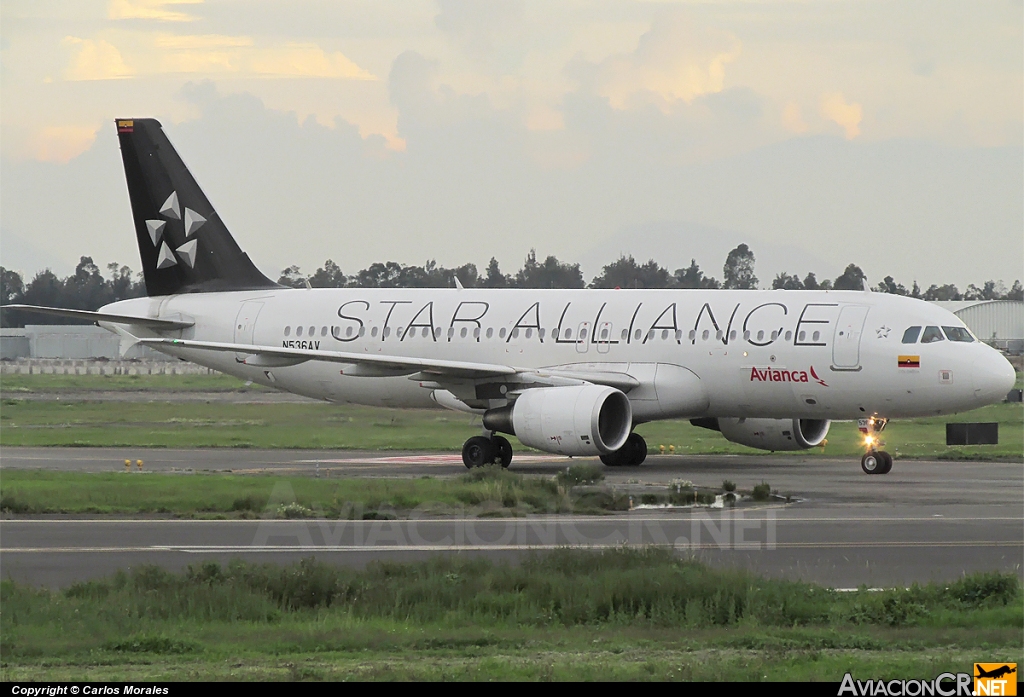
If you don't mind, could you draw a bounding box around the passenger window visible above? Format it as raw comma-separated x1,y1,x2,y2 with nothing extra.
423,327,431,338
565,328,572,340
581,328,589,340
284,326,291,336
345,326,353,338
634,329,642,341
730,330,737,341
539,328,546,339
662,330,669,340
902,326,921,344
474,327,481,339
321,327,328,337
486,328,493,339
308,326,315,337
942,326,974,342
688,330,696,341
383,327,391,338
784,331,792,341
499,328,507,339
296,326,303,337
701,330,709,341
462,327,470,338
526,328,533,339
921,326,944,343
371,327,379,338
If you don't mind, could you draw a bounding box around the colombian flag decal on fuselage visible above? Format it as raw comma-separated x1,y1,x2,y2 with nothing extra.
117,120,134,133
898,355,921,368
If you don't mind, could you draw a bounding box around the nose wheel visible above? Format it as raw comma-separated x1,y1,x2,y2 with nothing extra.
861,450,893,475
462,435,514,469
859,417,893,475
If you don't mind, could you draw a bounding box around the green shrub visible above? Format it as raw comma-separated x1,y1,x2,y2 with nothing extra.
722,480,737,492
556,463,605,487
752,482,772,501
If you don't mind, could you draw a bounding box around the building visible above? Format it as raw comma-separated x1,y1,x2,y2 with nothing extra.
931,300,1024,354
0,325,163,360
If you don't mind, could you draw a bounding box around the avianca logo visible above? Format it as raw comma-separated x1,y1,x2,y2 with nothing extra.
750,366,828,387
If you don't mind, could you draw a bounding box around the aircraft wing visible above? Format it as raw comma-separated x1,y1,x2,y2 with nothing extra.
2,304,194,330
138,337,520,379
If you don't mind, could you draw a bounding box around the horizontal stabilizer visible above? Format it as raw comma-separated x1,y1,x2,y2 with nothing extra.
2,304,194,330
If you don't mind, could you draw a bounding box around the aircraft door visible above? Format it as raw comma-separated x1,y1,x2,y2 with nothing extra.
576,322,591,354
832,305,869,370
233,301,264,360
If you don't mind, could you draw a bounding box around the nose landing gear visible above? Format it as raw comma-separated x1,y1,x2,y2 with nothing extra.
859,417,892,475
462,434,514,469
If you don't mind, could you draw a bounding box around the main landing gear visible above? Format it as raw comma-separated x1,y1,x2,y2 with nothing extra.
859,417,892,475
462,434,514,469
600,432,648,467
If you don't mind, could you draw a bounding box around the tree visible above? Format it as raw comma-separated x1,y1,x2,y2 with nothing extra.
1007,280,1023,301
673,259,721,289
802,272,820,290
874,275,907,295
514,250,584,289
277,265,306,288
481,257,510,288
832,263,867,291
307,260,347,288
20,270,67,323
1,267,24,305
353,261,404,287
771,272,804,290
590,255,671,289
451,262,478,288
107,262,144,301
921,284,961,301
722,244,758,289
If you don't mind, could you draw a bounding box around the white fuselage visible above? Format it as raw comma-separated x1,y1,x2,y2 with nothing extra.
102,288,1015,422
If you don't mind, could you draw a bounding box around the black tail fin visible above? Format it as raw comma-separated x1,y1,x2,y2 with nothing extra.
116,118,278,296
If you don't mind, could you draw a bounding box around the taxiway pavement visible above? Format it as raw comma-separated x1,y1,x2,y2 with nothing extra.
2,447,1021,589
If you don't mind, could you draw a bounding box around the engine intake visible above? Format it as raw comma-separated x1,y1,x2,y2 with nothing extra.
691,417,830,452
484,385,632,456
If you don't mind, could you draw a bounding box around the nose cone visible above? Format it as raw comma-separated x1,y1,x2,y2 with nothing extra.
974,351,1017,405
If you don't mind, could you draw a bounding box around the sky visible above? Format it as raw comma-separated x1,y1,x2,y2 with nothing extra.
1,0,1021,289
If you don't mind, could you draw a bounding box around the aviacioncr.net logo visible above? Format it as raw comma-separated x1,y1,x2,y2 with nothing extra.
838,672,974,696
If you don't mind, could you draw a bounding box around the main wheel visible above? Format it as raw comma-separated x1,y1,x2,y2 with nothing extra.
624,432,647,466
462,436,495,468
861,451,883,475
493,435,513,468
877,450,893,474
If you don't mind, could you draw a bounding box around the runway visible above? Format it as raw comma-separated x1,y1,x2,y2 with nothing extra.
1,447,1022,589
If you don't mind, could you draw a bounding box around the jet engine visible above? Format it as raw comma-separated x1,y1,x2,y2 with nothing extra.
691,417,830,452
483,384,632,456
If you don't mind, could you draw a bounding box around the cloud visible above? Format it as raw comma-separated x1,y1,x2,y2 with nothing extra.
821,92,862,139
61,37,132,80
25,125,99,164
591,12,741,110
248,43,377,80
781,102,809,134
108,0,202,23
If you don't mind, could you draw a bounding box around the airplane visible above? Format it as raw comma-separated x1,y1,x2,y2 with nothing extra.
975,665,1016,680
6,118,1016,474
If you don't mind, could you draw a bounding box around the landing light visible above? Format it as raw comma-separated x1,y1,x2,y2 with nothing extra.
863,435,876,447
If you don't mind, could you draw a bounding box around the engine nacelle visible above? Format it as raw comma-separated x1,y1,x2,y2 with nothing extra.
483,385,632,456
692,417,830,452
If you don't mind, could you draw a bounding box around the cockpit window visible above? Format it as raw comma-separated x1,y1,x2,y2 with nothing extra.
902,326,921,344
920,326,944,344
942,326,974,342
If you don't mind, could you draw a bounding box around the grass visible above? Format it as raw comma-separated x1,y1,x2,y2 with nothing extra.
2,549,1020,681
1,371,1021,458
0,467,619,517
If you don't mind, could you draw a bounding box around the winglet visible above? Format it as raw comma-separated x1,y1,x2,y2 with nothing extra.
454,275,464,290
